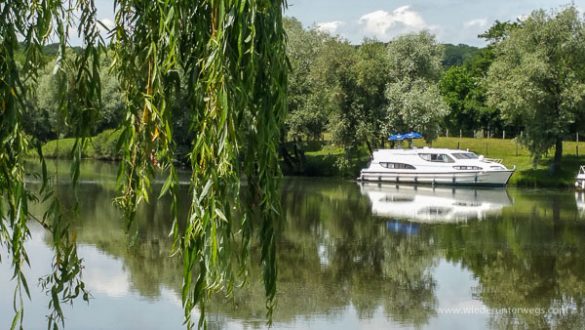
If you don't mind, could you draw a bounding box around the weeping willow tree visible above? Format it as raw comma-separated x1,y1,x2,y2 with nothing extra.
0,0,287,329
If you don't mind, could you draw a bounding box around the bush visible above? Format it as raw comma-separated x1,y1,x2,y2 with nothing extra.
91,129,123,160
42,138,94,159
41,129,122,160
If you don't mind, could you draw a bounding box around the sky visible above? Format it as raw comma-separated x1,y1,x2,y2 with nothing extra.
93,0,584,47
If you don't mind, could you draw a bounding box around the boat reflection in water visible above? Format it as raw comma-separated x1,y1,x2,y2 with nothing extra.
576,191,585,215
360,182,512,223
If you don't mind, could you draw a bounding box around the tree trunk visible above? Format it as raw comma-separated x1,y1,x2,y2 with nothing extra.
279,134,302,173
293,137,305,172
365,140,373,155
552,137,563,173
279,140,295,170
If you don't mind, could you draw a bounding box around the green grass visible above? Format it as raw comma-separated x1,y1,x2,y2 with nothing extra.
430,137,583,187
42,137,95,159
304,146,343,176
304,144,370,177
40,133,585,187
40,129,122,160
90,129,123,160
305,137,585,187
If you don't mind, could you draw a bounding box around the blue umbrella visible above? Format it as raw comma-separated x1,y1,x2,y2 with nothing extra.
386,220,419,236
388,133,404,141
403,131,423,139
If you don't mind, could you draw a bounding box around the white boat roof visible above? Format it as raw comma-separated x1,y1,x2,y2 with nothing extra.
373,147,475,155
374,147,479,156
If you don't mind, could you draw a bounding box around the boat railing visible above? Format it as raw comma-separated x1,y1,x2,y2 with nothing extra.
485,158,503,164
579,165,585,175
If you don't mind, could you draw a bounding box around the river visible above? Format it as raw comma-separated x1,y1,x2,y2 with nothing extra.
1,161,585,329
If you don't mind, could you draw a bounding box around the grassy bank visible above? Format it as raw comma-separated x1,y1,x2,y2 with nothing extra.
41,129,122,160
304,137,585,187
40,133,585,187
430,137,584,187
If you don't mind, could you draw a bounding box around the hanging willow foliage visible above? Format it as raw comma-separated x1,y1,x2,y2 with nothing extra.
0,0,287,329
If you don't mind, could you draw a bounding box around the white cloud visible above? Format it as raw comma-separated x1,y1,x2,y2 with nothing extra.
97,18,115,36
316,20,345,35
358,6,428,41
463,18,488,28
81,250,130,297
87,272,130,297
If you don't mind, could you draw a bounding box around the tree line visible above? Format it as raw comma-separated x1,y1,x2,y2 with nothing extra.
21,6,585,174
282,5,585,173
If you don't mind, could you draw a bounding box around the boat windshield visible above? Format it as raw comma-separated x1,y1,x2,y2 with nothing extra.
418,153,455,163
451,152,479,159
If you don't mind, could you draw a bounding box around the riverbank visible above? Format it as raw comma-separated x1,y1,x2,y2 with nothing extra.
41,129,122,161
39,134,585,188
302,137,585,188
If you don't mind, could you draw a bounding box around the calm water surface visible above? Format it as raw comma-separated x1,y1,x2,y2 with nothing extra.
2,161,585,329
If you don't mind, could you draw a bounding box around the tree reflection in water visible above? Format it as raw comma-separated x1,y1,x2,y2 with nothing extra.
24,162,585,329
436,190,585,329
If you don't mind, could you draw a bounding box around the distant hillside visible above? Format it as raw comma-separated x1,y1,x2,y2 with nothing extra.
442,43,480,68
17,42,82,58
18,40,478,70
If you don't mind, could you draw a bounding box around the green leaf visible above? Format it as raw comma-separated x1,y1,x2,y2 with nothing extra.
10,309,21,330
159,172,174,199
197,179,213,204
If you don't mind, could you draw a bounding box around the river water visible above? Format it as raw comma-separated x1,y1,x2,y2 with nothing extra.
2,161,585,329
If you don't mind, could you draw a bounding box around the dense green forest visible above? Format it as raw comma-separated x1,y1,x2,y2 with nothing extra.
20,6,585,175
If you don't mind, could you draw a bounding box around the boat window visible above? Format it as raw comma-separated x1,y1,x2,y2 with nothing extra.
381,196,415,203
418,153,432,161
417,207,452,216
418,153,455,163
452,152,479,159
453,165,482,170
380,162,416,169
452,201,482,207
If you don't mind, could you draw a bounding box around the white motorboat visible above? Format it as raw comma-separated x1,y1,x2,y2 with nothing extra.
358,147,515,186
576,166,585,190
360,182,512,223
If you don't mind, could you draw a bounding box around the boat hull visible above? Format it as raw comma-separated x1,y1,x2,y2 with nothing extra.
359,182,512,223
358,169,514,186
